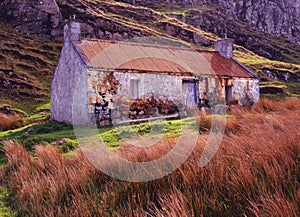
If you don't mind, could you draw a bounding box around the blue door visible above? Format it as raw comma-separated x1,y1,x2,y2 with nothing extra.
182,80,198,108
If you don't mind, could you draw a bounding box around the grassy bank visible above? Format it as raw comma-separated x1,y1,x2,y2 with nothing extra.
0,98,299,216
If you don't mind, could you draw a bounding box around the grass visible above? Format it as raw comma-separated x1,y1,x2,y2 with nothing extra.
0,98,299,216
160,8,211,16
0,102,51,135
285,82,300,97
0,187,17,217
234,45,300,74
0,21,61,109
97,118,196,147
0,121,76,151
0,113,199,150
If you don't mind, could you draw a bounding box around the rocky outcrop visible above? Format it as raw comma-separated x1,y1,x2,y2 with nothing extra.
113,0,300,62
174,8,300,61
162,0,300,45
263,68,300,82
0,0,62,39
212,0,300,45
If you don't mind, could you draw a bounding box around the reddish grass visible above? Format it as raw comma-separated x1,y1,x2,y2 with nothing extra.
1,98,300,217
0,113,23,131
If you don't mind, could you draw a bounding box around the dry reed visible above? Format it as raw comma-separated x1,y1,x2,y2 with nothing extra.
1,98,300,216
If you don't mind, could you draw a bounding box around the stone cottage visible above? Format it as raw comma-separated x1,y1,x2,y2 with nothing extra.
50,20,259,125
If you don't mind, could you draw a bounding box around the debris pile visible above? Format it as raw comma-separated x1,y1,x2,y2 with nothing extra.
128,95,179,120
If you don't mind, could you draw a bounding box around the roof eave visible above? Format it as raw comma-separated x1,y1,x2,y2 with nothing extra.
232,58,258,79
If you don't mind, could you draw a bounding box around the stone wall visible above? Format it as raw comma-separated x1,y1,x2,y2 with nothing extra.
195,76,226,106
232,78,260,105
86,70,259,125
114,72,184,103
87,71,191,124
50,40,88,124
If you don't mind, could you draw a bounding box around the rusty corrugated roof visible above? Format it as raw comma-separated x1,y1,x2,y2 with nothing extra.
75,39,254,78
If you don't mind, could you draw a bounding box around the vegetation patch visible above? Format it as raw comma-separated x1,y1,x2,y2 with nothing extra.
1,98,299,216
0,22,61,109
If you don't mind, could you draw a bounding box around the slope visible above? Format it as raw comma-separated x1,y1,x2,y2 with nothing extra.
0,22,62,112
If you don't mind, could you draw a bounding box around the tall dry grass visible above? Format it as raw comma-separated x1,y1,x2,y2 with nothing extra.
1,98,300,217
0,113,23,131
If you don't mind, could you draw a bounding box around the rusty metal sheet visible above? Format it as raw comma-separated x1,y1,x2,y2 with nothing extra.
159,47,188,73
175,49,213,75
81,40,115,68
78,39,253,78
120,43,152,70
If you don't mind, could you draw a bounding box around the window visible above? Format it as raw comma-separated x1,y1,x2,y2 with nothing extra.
130,79,139,99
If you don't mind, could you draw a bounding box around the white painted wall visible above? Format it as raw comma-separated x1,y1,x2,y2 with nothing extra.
50,41,89,124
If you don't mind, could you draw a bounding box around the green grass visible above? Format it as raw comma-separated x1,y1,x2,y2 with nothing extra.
0,117,200,151
234,46,300,74
259,80,300,97
161,8,210,16
0,121,76,151
96,117,198,147
23,102,51,122
285,82,300,97
0,187,17,217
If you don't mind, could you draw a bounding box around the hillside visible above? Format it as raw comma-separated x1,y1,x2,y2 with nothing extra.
126,0,300,46
0,0,300,113
0,22,61,112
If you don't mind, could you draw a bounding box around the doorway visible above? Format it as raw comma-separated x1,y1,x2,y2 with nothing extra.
182,80,198,108
225,86,233,103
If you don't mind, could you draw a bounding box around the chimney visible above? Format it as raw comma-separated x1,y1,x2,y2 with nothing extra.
215,38,234,58
64,15,81,43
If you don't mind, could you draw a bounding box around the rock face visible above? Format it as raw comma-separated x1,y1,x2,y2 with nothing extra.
167,0,300,45
0,0,62,39
213,0,300,44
